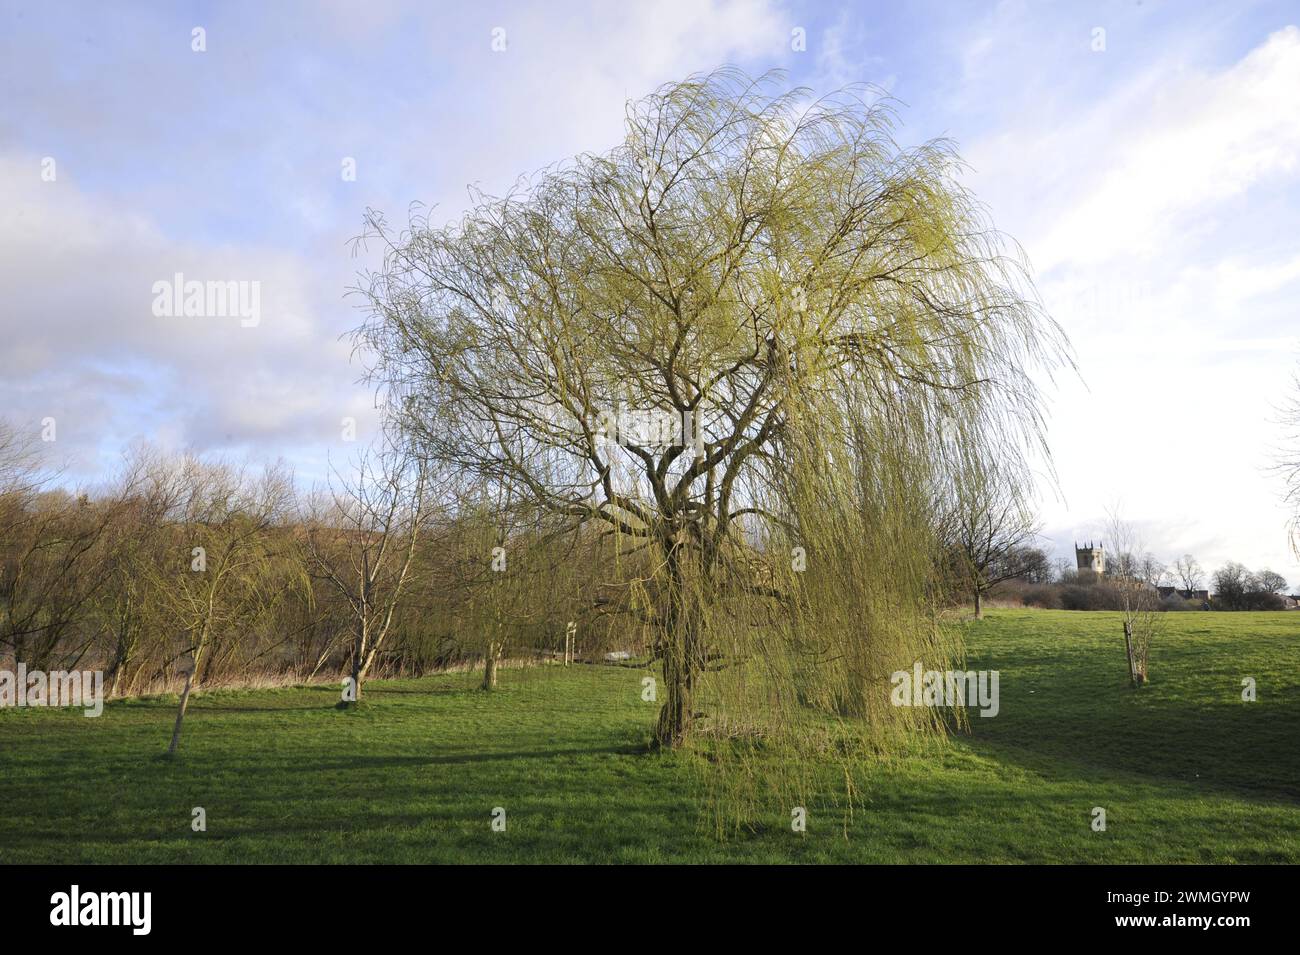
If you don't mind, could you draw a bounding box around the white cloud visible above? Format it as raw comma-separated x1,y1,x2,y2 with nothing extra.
0,1,792,485
987,24,1294,276
963,24,1300,580
0,154,380,482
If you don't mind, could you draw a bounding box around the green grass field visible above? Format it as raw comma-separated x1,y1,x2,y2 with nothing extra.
2,609,1297,863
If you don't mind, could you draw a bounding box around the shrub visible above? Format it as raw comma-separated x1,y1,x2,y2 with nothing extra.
1060,583,1127,611
1019,584,1063,610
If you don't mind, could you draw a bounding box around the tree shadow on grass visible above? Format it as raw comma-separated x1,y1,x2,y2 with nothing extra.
188,705,341,714
276,743,651,772
961,721,1300,805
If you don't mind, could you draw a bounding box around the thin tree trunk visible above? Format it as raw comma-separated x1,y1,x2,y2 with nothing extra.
106,655,124,698
107,659,129,699
974,588,983,619
1123,620,1137,686
167,665,195,755
349,620,365,705
482,641,499,690
350,654,363,701
169,609,211,754
107,632,133,698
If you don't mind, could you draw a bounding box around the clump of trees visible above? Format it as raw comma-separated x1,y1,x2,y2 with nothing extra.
0,420,644,749
1210,563,1289,611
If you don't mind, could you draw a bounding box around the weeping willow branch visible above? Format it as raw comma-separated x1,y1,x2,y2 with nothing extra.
351,67,1072,826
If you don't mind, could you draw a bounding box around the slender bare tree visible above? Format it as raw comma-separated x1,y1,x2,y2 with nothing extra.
302,436,431,705
1105,509,1161,686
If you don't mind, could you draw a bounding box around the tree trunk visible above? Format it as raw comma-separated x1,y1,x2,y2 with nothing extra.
107,636,132,698
348,616,366,705
974,588,984,619
106,597,130,698
1123,620,1137,686
168,614,210,754
654,651,692,747
653,545,696,748
482,641,499,690
167,665,195,755
106,657,124,699
350,651,363,702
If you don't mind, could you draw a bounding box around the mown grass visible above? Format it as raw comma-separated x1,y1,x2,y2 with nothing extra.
1,609,1297,863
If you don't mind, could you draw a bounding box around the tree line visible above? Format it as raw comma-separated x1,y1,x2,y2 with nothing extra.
970,541,1291,612
0,424,643,723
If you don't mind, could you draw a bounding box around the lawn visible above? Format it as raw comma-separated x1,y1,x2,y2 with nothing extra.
1,609,1297,863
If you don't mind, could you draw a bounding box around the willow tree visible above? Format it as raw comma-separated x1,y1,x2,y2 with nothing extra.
354,69,1068,757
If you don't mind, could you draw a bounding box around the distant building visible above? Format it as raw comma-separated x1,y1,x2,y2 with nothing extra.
1075,541,1105,576
1157,586,1211,604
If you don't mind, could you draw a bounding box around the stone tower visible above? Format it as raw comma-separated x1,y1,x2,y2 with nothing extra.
1075,541,1105,575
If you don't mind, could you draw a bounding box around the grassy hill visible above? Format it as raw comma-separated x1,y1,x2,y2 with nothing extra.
1,609,1297,863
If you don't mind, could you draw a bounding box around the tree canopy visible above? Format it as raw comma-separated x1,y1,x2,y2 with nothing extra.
354,68,1070,808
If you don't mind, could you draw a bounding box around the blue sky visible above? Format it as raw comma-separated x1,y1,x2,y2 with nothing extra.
3,0,1300,581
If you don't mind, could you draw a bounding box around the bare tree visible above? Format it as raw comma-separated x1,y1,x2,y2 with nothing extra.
1255,569,1288,595
0,419,43,500
302,437,430,706
1173,553,1204,593
1212,561,1250,610
943,463,1041,618
1138,553,1167,588
1105,509,1161,686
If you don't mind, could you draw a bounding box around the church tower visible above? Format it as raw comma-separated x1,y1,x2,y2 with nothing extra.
1075,541,1105,575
